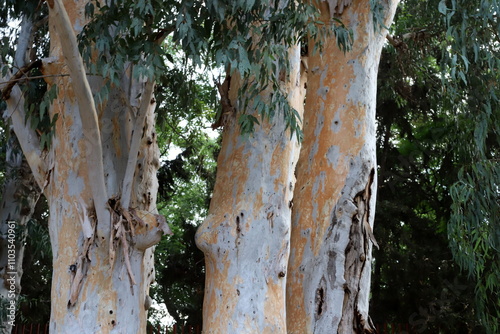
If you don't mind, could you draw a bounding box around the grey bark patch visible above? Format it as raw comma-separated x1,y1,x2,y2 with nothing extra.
326,145,340,168
327,251,337,290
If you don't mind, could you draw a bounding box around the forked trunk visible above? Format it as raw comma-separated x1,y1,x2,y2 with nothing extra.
286,1,398,333
37,0,168,332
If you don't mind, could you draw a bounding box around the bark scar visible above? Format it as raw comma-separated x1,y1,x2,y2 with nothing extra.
211,74,235,130
339,168,378,332
68,236,93,307
68,200,96,307
107,197,171,286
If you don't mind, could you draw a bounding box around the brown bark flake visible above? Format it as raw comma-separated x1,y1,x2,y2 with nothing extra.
339,169,377,333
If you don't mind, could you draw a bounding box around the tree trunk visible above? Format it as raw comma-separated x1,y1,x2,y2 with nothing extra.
195,46,305,333
0,134,41,334
286,1,398,333
1,0,169,332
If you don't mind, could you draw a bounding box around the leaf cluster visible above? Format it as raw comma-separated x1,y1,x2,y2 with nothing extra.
436,1,500,331
371,46,482,332
78,0,353,140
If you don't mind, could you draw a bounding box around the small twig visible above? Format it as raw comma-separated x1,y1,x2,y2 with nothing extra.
121,230,137,285
0,73,70,88
1,59,42,100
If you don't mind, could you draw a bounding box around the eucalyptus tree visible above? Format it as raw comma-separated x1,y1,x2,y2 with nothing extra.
2,0,171,331
284,1,398,332
1,0,402,332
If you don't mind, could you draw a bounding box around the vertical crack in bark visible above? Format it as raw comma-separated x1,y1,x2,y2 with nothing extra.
339,168,377,333
315,277,327,319
316,287,325,316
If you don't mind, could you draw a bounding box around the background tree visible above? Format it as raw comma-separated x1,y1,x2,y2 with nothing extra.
151,43,219,328
0,9,50,332
370,0,500,332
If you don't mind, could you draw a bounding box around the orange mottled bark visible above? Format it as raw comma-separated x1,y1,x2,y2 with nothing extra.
195,46,305,333
286,1,398,333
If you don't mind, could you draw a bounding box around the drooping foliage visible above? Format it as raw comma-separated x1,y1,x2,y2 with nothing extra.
370,0,500,332
438,1,500,331
371,45,484,332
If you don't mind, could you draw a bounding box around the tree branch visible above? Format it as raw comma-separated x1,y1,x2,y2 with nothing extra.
1,70,47,191
120,79,155,210
1,60,42,100
47,0,110,237
1,16,47,190
121,31,170,210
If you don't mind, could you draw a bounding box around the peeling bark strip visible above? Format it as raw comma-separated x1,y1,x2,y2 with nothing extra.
339,168,376,333
211,74,235,130
286,1,399,333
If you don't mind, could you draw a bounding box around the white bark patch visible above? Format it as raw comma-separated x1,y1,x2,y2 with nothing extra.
67,171,85,197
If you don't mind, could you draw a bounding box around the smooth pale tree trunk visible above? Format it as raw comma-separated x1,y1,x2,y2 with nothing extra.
195,46,305,333
286,1,398,333
3,0,169,332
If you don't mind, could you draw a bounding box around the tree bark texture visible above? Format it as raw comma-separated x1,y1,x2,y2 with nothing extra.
196,46,305,333
2,0,171,332
286,1,398,333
